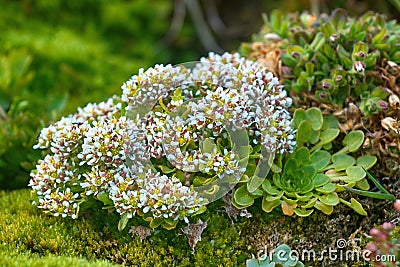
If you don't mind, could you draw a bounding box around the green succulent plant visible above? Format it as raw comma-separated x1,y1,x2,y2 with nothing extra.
241,9,400,116
233,107,394,217
246,244,304,267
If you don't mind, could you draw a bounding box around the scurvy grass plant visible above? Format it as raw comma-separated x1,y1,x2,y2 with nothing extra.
232,107,394,217
29,52,296,230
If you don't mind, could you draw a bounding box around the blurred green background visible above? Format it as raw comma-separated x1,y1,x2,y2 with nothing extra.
1,0,399,190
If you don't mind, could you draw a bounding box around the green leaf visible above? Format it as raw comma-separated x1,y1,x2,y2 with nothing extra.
319,193,340,205
344,166,366,182
162,218,179,230
293,109,307,128
319,128,340,144
294,208,313,217
356,155,377,170
262,197,281,213
293,147,311,165
264,191,284,201
309,130,320,144
322,115,339,130
332,154,356,171
158,165,175,174
342,130,364,153
247,175,263,193
201,138,217,154
355,179,370,191
314,201,334,215
296,121,312,144
233,185,255,208
310,151,331,171
97,192,113,206
350,198,367,216
315,183,336,194
313,173,329,187
288,45,306,56
305,107,323,131
118,213,129,231
281,53,298,67
302,197,317,208
262,179,280,195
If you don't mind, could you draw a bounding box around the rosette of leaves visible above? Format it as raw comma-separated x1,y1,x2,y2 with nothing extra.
241,9,400,116
232,107,393,217
246,244,304,267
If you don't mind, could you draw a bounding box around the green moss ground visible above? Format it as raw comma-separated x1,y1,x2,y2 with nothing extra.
1,189,397,266
0,189,248,266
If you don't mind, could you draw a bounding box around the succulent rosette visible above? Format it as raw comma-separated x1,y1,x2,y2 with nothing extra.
29,52,295,229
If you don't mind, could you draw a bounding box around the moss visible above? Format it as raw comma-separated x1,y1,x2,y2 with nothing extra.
0,189,248,266
0,252,118,267
2,189,391,266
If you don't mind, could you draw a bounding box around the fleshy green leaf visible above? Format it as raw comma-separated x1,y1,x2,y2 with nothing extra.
319,193,340,205
332,154,356,171
313,173,330,187
118,213,129,231
342,130,364,152
296,121,312,144
315,183,336,193
356,155,377,170
97,192,113,206
314,201,334,215
293,109,307,128
344,166,366,182
262,179,280,195
262,197,281,213
305,107,323,131
319,128,340,144
310,151,331,171
294,208,313,217
350,198,368,216
233,185,255,208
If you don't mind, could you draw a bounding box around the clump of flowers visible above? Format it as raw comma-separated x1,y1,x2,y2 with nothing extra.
29,52,295,230
364,200,400,267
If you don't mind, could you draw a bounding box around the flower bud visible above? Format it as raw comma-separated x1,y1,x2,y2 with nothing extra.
330,34,338,42
291,51,301,58
322,81,331,89
365,242,378,252
388,94,400,109
354,61,365,72
394,199,400,211
335,75,343,83
382,222,394,232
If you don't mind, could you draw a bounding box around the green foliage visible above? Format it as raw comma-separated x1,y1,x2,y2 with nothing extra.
0,189,247,266
246,244,304,267
249,9,400,113
232,107,387,217
0,253,118,267
0,0,200,189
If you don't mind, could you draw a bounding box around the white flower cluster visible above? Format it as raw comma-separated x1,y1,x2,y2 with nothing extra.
30,52,296,228
30,98,204,222
109,169,203,223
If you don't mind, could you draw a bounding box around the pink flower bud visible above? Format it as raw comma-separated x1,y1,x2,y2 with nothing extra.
365,242,378,252
394,199,400,211
382,222,394,232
